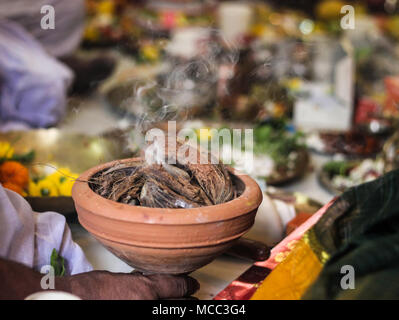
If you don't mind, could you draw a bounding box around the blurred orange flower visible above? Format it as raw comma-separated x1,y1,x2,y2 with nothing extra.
0,161,29,193
1,182,25,196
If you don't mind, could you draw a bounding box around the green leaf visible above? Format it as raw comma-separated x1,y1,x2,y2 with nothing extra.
323,161,356,176
50,248,66,277
9,150,35,164
252,123,304,166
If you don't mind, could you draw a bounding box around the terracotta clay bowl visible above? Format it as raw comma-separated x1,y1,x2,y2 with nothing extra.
72,158,262,274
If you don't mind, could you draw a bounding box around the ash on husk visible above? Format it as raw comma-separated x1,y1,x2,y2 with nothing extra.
90,143,236,209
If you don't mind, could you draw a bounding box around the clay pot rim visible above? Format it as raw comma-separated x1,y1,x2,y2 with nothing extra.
72,158,262,225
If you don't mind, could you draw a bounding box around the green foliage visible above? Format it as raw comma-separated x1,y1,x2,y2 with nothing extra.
50,248,66,277
0,150,35,164
253,123,304,166
10,150,35,163
323,161,356,176
199,121,304,167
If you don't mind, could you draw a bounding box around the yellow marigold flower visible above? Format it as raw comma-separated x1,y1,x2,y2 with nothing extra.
84,24,100,41
141,45,160,62
59,179,75,197
0,142,14,159
28,181,41,197
316,0,345,20
196,128,213,141
36,179,59,197
286,78,302,90
273,103,285,118
47,168,72,185
251,24,266,37
59,173,78,197
176,13,188,27
97,0,114,15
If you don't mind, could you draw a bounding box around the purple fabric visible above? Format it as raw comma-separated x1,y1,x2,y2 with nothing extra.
0,0,85,58
0,120,30,132
0,19,72,128
0,184,92,275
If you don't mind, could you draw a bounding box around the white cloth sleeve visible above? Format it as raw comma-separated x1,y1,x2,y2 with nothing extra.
0,184,92,275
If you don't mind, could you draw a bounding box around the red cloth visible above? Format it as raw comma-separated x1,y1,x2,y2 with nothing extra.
355,98,378,124
214,199,335,300
286,213,312,236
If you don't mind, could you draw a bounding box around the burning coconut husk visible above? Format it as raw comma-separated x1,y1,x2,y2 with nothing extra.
90,139,235,209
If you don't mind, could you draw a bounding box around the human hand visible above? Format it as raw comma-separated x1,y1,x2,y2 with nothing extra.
58,270,199,300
